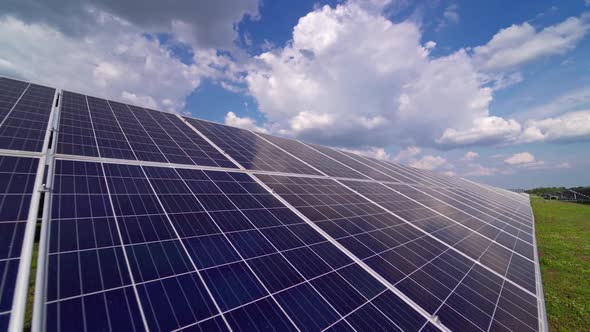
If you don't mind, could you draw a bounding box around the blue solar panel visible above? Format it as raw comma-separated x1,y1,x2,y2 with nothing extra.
0,80,54,152
0,155,39,325
57,91,100,157
57,92,238,168
258,133,369,179
42,159,434,331
0,77,546,331
258,174,541,331
184,117,322,175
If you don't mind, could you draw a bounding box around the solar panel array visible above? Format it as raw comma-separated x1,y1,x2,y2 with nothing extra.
0,76,547,332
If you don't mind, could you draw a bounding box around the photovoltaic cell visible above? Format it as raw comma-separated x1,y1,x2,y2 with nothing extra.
258,174,540,331
0,156,39,327
184,117,321,175
44,159,428,331
0,80,54,152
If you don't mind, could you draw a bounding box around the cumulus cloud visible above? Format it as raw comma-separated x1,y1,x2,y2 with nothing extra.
504,152,536,165
246,2,492,148
409,155,447,170
521,110,590,143
0,15,209,111
246,2,589,151
437,116,522,146
224,111,268,133
472,15,590,71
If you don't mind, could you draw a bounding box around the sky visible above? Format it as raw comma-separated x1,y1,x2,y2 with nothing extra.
1,0,589,189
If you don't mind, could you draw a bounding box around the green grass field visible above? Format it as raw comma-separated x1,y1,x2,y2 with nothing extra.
532,197,590,331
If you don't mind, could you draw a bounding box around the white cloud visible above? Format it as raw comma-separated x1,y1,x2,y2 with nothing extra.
341,146,391,160
522,110,590,143
0,15,210,112
224,111,268,133
409,155,447,170
394,146,421,161
473,16,590,71
464,163,498,177
516,87,590,120
504,152,536,165
437,116,522,146
246,2,493,148
246,3,589,151
463,151,479,161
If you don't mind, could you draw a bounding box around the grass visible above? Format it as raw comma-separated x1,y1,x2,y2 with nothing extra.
532,196,590,331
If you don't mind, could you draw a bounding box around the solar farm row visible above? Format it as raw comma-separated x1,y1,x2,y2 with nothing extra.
0,76,544,331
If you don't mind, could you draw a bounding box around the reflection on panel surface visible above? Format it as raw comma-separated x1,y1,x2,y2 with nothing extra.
259,175,540,331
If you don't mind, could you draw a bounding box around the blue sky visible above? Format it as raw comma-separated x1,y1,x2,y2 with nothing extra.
1,0,589,188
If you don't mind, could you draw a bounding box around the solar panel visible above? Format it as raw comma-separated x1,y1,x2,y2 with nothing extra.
0,80,55,152
57,92,238,168
308,143,402,182
258,175,541,331
41,159,435,330
0,155,39,328
258,133,369,179
0,77,546,331
184,117,322,175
